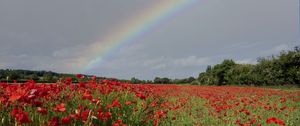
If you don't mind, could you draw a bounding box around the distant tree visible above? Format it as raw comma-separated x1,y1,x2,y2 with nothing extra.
161,77,171,84
154,77,171,84
213,59,236,85
225,64,255,85
187,77,196,83
43,73,54,82
146,80,153,84
191,80,201,85
198,45,300,86
8,71,20,81
154,77,161,84
206,65,212,72
131,77,142,84
27,74,39,81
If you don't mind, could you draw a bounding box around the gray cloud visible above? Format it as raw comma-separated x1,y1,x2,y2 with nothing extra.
235,58,257,64
261,44,291,56
173,56,211,67
0,0,298,79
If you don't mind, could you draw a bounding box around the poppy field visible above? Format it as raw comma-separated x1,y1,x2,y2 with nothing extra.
0,77,299,126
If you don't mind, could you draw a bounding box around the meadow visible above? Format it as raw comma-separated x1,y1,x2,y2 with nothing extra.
0,77,299,126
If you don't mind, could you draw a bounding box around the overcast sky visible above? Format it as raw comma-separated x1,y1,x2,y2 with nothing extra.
0,0,299,80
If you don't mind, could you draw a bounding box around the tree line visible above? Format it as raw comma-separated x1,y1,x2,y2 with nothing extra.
197,45,300,86
130,76,196,84
0,70,59,83
0,70,112,83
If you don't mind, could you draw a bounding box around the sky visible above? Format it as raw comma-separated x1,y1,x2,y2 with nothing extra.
0,0,299,80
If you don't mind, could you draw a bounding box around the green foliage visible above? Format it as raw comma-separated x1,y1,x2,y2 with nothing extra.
154,77,171,84
0,69,111,83
198,45,300,86
198,60,236,85
190,80,201,85
172,77,196,84
130,77,143,84
225,64,255,85
213,59,236,85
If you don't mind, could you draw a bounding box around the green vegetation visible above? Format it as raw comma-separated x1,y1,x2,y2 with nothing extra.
197,46,300,87
0,70,117,83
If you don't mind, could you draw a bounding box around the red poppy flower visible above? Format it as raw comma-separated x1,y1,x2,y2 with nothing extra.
9,94,22,102
64,77,73,85
9,89,26,102
151,99,158,107
106,99,122,109
48,117,60,126
266,117,285,126
82,91,93,101
125,101,132,105
37,107,48,115
244,109,250,115
17,112,32,124
97,109,112,121
136,93,146,100
62,117,71,124
81,110,90,121
235,120,241,125
76,74,85,79
11,108,32,124
91,75,97,80
54,103,66,112
114,123,120,126
117,119,123,123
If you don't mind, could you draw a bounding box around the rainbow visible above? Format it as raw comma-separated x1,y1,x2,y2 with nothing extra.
79,0,197,72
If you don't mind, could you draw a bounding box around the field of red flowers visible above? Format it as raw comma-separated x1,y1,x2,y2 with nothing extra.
0,77,299,126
